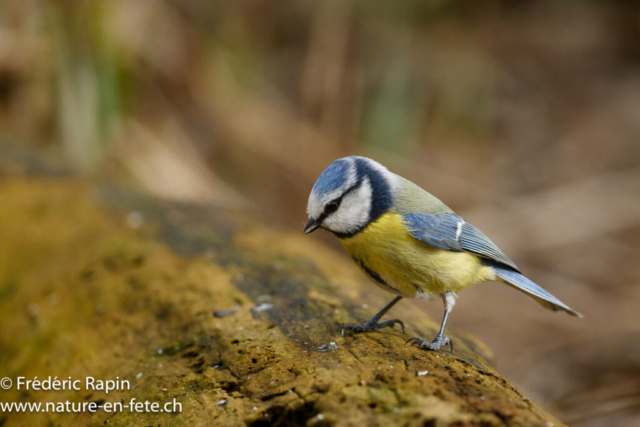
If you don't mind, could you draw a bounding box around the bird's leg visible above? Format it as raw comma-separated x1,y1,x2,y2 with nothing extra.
341,296,405,336
407,292,456,351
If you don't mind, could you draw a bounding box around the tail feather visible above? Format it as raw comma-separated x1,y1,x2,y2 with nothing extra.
491,264,583,317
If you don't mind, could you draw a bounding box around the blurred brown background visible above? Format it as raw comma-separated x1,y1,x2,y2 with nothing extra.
1,1,639,425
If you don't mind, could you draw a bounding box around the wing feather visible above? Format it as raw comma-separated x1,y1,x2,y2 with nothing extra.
403,213,520,272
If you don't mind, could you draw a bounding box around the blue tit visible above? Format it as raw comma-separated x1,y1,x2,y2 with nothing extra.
304,156,582,351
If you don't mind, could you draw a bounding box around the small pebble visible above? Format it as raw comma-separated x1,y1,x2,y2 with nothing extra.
136,373,143,379
318,342,340,352
216,399,228,407
251,303,274,313
213,306,240,318
417,370,429,376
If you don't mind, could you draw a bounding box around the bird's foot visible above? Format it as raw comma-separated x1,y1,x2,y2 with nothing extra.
406,335,453,352
341,318,405,336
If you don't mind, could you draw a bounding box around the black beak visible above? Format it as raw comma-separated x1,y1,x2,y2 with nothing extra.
303,217,320,234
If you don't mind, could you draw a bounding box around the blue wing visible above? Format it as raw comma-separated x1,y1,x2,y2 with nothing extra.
403,213,520,272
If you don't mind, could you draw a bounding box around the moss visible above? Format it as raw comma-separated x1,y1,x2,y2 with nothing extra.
0,176,564,426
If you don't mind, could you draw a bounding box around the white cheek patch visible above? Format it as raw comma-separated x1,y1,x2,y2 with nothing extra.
322,177,372,234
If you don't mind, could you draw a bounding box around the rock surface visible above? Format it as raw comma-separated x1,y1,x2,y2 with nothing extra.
0,171,564,426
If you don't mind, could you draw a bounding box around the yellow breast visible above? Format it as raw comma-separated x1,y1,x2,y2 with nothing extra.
339,211,495,298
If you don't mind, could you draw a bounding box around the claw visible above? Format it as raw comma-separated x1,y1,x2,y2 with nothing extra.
382,319,405,333
406,337,424,346
341,324,362,336
406,335,453,352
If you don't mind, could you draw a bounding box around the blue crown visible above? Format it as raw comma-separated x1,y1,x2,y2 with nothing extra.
312,158,352,196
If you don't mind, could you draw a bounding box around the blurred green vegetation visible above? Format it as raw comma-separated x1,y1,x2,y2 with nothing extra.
0,0,515,184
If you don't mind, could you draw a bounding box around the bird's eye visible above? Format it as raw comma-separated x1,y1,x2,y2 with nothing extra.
324,201,339,214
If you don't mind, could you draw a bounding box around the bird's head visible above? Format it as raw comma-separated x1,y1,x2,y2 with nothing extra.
304,156,395,237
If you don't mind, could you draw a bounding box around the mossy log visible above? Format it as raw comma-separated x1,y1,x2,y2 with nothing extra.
0,173,563,426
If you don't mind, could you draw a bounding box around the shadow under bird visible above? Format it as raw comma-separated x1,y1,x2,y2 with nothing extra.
304,156,582,351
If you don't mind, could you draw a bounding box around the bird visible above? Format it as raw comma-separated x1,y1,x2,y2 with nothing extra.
303,156,582,351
